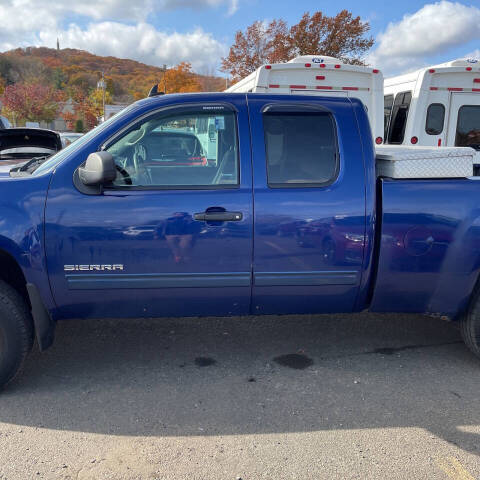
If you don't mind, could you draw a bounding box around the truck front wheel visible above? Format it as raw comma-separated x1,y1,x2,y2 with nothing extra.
0,281,33,390
461,292,480,359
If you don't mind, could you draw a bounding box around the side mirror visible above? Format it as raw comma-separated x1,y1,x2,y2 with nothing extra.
78,152,116,186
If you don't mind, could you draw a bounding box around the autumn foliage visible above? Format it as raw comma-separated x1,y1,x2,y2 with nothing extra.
1,82,62,124
0,47,224,128
222,10,374,82
163,63,202,93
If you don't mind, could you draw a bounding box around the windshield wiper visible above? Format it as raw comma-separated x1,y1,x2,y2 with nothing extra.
9,155,50,176
15,156,50,173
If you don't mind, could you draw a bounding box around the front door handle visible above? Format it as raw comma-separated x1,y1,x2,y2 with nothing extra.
194,211,243,222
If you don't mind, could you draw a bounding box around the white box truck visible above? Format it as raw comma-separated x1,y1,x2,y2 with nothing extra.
384,58,480,164
226,55,385,144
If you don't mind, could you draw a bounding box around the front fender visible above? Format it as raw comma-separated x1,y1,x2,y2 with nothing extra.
0,173,56,313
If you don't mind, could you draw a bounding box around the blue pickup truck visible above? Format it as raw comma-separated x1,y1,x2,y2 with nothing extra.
0,92,479,389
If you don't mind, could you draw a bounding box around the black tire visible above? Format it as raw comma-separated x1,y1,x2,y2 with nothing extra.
461,291,480,359
0,280,34,390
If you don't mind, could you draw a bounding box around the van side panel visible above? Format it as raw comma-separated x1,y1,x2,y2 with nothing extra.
370,178,480,318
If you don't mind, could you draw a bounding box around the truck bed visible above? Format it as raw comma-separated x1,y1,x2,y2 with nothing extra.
369,176,480,319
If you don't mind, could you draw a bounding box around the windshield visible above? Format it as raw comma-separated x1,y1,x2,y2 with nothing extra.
33,104,137,176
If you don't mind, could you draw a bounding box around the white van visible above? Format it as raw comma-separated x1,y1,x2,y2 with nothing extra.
226,55,385,143
384,59,480,162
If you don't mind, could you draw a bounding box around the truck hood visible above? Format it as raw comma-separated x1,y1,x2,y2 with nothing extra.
0,128,62,151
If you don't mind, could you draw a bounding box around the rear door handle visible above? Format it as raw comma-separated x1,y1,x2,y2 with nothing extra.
194,211,243,222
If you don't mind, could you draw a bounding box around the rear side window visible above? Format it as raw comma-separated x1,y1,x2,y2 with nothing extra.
455,105,480,150
425,103,445,135
388,91,412,144
263,112,338,187
384,94,394,139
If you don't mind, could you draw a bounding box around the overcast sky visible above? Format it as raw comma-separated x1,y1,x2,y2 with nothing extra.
0,0,479,77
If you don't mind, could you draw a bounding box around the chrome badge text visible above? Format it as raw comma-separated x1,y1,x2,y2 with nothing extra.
64,264,124,272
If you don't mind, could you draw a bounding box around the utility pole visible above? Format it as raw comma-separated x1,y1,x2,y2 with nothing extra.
161,64,167,93
97,72,106,122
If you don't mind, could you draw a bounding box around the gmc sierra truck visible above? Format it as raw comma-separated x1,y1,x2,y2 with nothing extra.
0,92,479,390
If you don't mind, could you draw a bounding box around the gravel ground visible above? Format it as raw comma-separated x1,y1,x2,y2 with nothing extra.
0,312,479,479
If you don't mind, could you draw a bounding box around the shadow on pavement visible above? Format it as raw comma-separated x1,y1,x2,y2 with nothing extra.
1,313,479,455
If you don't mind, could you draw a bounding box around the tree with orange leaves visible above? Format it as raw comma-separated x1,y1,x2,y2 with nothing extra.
221,10,374,82
163,62,202,94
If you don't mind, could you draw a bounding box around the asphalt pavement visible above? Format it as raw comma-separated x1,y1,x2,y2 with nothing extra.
0,312,479,479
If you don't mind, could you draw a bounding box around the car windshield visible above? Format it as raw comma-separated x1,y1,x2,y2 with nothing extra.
32,104,137,176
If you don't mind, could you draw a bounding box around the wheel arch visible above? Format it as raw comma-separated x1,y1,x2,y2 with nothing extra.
0,246,55,351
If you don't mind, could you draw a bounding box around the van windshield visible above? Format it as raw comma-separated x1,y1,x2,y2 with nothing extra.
455,105,480,150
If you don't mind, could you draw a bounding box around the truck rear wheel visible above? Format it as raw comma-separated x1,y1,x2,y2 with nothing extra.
461,291,480,359
0,280,33,390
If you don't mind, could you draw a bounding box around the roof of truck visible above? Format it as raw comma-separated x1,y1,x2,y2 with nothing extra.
138,91,362,107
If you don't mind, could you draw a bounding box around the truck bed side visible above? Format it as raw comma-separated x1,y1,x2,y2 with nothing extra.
370,177,480,319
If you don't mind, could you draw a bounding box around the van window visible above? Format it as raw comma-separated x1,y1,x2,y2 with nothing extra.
455,105,480,150
388,91,412,144
384,95,394,139
425,103,445,135
263,112,338,187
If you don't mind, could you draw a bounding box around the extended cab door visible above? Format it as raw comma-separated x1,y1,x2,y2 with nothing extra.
247,95,367,314
45,98,253,319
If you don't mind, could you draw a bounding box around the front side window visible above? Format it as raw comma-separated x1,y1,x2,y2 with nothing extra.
106,107,239,188
263,111,338,187
388,91,412,144
425,103,445,135
455,105,480,150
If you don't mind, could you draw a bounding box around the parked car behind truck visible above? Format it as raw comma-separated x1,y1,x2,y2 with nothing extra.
0,128,62,172
0,116,10,129
0,92,479,390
